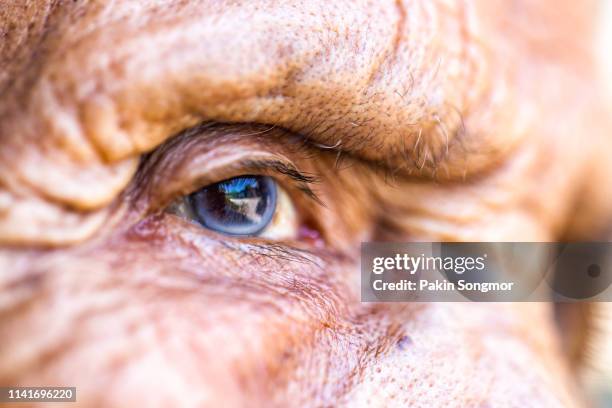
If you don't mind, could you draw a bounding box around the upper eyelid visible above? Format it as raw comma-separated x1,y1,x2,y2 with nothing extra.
169,157,326,207
130,126,326,211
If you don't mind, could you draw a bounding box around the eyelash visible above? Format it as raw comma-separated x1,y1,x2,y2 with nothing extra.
238,159,323,206
134,145,324,209
218,241,324,267
151,157,325,240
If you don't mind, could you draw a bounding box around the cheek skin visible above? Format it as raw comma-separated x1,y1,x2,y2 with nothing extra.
0,215,580,407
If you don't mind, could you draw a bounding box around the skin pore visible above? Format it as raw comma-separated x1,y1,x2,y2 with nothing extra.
1,0,612,406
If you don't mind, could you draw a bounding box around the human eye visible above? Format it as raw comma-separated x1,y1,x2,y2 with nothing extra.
167,174,300,240
132,124,328,246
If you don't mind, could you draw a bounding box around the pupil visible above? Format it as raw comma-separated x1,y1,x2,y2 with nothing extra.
188,175,277,235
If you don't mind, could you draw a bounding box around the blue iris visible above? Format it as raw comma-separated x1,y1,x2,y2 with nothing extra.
188,175,277,235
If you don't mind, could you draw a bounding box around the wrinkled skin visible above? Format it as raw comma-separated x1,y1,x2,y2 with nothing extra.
1,0,612,407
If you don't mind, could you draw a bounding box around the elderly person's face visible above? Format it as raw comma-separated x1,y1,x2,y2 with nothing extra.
1,0,611,406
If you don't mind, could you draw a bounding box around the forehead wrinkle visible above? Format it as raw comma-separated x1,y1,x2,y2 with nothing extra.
3,0,479,153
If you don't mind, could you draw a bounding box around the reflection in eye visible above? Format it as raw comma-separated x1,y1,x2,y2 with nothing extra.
190,175,276,235
169,175,299,239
